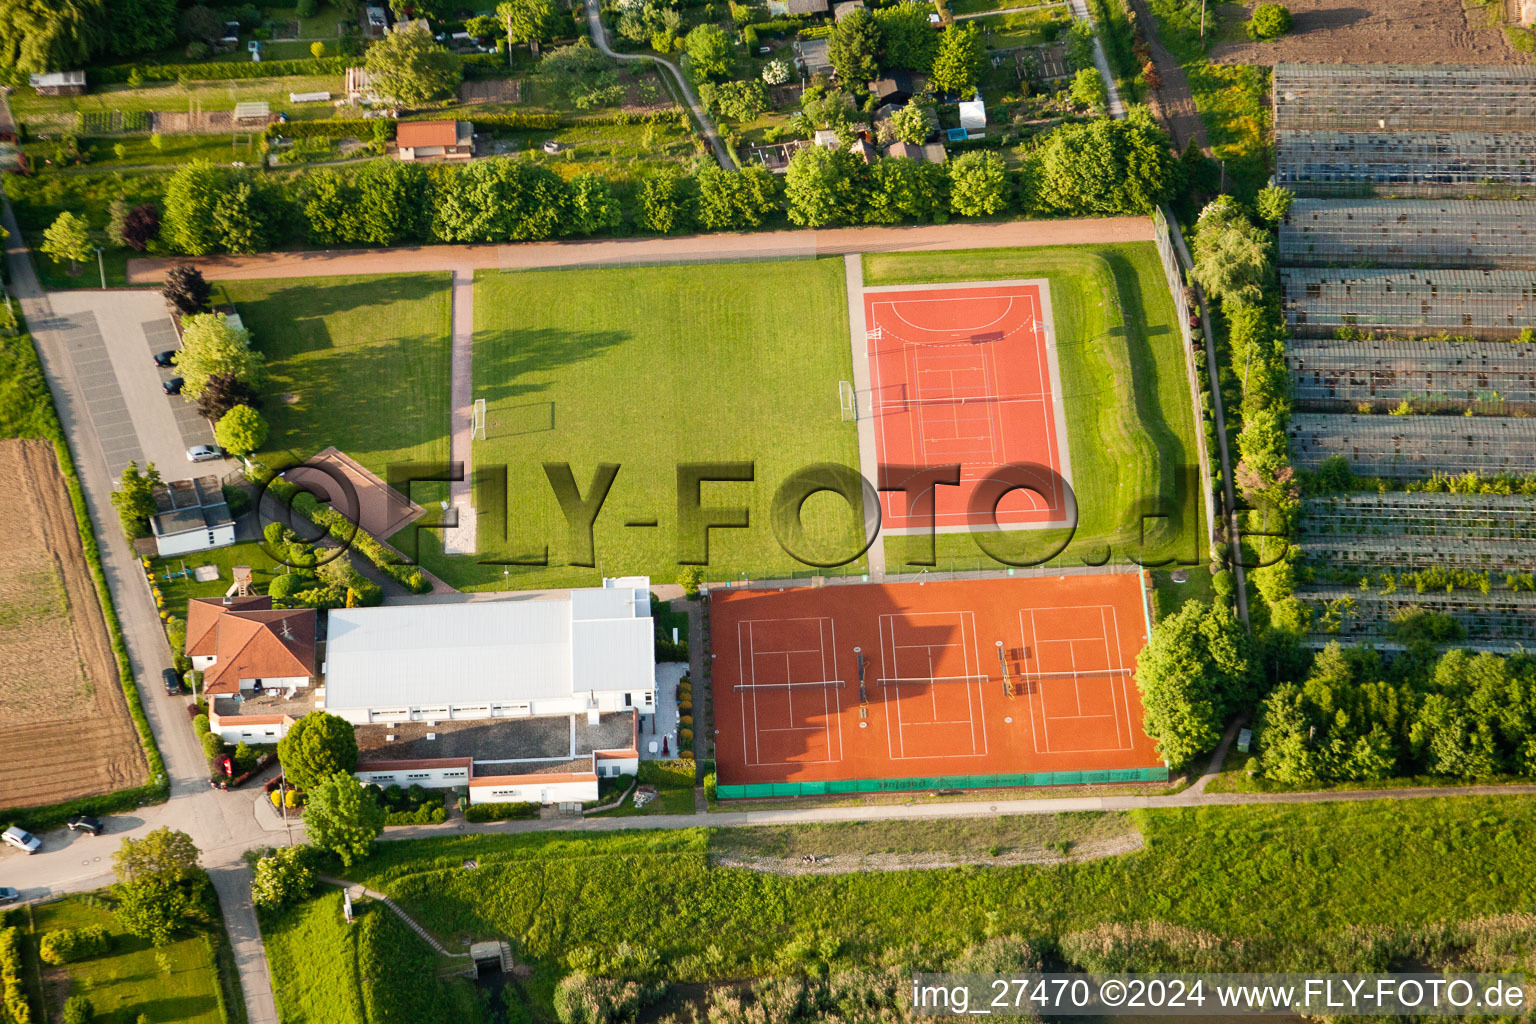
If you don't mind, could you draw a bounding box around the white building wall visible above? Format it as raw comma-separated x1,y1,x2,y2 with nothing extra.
191,655,216,672
354,764,471,789
470,778,595,804
595,755,639,777
213,719,291,744
155,524,236,558
329,695,651,725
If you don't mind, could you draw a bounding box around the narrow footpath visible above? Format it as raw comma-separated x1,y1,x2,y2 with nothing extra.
583,0,736,169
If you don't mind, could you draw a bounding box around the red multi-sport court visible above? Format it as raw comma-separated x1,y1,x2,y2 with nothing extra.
862,280,1072,533
711,573,1165,792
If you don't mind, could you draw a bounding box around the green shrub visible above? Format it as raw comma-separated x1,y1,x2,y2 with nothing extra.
463,801,540,822
95,55,353,85
201,732,224,760
193,714,210,736
1246,2,1291,39
266,119,385,141
1505,25,1536,52
39,926,111,965
678,728,694,747
62,995,94,1024
679,715,693,729
637,760,694,787
1,927,31,1024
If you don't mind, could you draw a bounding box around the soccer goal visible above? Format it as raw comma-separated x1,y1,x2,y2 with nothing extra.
838,380,857,422
472,399,486,441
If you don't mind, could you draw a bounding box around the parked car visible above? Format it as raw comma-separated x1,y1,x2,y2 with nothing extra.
186,444,223,463
162,376,185,395
1,827,40,855
66,815,103,836
0,887,19,905
154,350,177,367
163,667,184,695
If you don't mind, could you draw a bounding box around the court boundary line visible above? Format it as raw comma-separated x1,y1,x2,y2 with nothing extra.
878,610,992,761
736,616,846,768
1019,604,1135,756
867,279,1074,534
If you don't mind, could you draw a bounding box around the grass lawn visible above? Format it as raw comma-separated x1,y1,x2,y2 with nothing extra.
24,133,253,172
9,75,344,123
1148,563,1214,620
950,0,1066,14
260,889,478,1024
293,794,1536,1019
149,539,286,605
421,259,863,591
862,244,1203,574
219,274,454,484
972,7,1073,48
21,896,231,1024
711,810,1133,859
260,890,366,1024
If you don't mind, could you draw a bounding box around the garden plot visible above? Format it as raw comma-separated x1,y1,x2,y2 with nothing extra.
0,439,145,810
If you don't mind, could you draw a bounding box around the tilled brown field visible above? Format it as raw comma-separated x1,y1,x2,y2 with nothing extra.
1211,0,1523,65
0,439,145,810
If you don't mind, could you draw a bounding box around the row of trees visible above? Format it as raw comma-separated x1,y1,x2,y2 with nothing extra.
1254,644,1536,783
1187,188,1305,638
138,111,1180,258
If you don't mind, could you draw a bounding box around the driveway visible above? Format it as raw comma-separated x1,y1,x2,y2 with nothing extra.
41,289,221,480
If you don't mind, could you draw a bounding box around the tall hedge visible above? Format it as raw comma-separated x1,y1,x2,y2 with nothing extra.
0,927,31,1024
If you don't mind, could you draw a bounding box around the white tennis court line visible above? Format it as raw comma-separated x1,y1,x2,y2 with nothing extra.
911,346,1004,470
1018,606,1135,755
866,280,1075,535
878,611,990,761
736,617,844,767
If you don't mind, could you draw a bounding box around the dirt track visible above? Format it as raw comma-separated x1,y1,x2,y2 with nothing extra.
124,218,1157,284
0,439,145,810
1211,0,1523,65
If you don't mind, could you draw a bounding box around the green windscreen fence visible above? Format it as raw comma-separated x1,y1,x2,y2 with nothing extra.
716,767,1169,800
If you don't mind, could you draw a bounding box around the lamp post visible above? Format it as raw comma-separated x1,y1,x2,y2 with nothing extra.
95,246,105,290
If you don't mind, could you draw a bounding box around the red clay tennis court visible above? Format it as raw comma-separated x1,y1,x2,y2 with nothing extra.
710,573,1166,798
863,280,1071,533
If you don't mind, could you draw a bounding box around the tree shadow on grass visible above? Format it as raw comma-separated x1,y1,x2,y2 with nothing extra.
472,326,629,405
1101,248,1197,556
262,332,451,468
227,275,452,360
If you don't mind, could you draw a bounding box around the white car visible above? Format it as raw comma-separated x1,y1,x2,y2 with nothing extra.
1,826,40,855
186,444,223,463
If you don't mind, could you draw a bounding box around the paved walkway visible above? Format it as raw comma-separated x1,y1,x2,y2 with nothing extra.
1068,0,1126,118
125,219,1156,284
3,200,281,1024
583,0,736,169
842,254,886,577
442,268,477,555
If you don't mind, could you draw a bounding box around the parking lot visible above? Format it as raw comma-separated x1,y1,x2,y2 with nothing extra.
44,290,223,481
